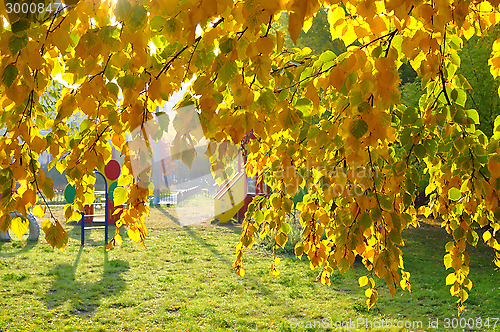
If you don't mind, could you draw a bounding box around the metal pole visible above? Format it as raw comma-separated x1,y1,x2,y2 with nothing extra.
81,212,85,246
95,171,108,246
104,188,109,245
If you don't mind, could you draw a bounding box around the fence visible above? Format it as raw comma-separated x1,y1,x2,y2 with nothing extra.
151,186,201,206
40,190,107,207
41,187,202,207
176,186,201,204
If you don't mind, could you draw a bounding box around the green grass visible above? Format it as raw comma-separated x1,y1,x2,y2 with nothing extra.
0,208,499,331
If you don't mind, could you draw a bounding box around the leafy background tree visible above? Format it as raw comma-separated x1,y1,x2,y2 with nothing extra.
275,8,345,56
459,27,500,137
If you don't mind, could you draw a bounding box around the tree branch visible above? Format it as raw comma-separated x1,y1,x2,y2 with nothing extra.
155,18,224,80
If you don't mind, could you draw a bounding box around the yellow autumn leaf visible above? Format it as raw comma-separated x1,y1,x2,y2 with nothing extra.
359,275,369,287
32,204,46,218
446,273,457,285
256,36,274,55
115,233,123,246
327,6,345,29
10,216,29,240
302,16,313,33
127,227,142,243
288,12,304,44
41,219,68,250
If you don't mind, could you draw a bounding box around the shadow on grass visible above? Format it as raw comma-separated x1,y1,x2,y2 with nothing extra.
156,205,182,226
156,205,283,302
0,239,38,257
44,247,129,315
156,205,240,233
65,222,117,248
157,205,232,264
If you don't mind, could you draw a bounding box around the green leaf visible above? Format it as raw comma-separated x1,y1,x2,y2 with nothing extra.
219,37,235,54
282,108,300,130
180,138,196,169
379,194,392,211
254,210,264,224
410,168,420,185
450,53,460,66
115,0,132,21
466,230,479,246
454,137,465,151
8,34,27,55
372,45,383,57
351,119,368,139
295,98,312,116
414,144,427,160
294,242,304,258
98,26,119,48
2,64,18,88
258,89,276,111
156,112,170,132
150,16,166,32
337,257,350,274
275,232,288,248
358,212,372,230
389,229,403,245
319,50,336,63
120,74,136,89
449,35,463,49
390,212,402,230
357,101,371,113
129,5,147,31
219,60,237,84
11,19,30,36
370,206,381,221
280,222,291,234
465,109,479,125
350,90,363,106
454,89,466,107
241,234,252,247
423,139,437,156
453,226,465,241
80,30,99,50
107,82,119,96
0,213,12,236
448,187,461,201
401,107,418,125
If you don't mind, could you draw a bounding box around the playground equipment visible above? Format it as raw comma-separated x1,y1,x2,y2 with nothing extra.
214,170,247,223
0,211,40,241
214,171,271,223
64,160,122,246
213,136,271,223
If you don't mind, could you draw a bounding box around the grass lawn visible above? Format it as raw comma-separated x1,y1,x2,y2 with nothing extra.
0,204,499,332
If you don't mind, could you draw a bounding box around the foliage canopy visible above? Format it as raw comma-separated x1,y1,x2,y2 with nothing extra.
1,0,500,313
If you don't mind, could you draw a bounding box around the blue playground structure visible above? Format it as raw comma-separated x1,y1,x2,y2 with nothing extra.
80,170,110,246
64,160,121,247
